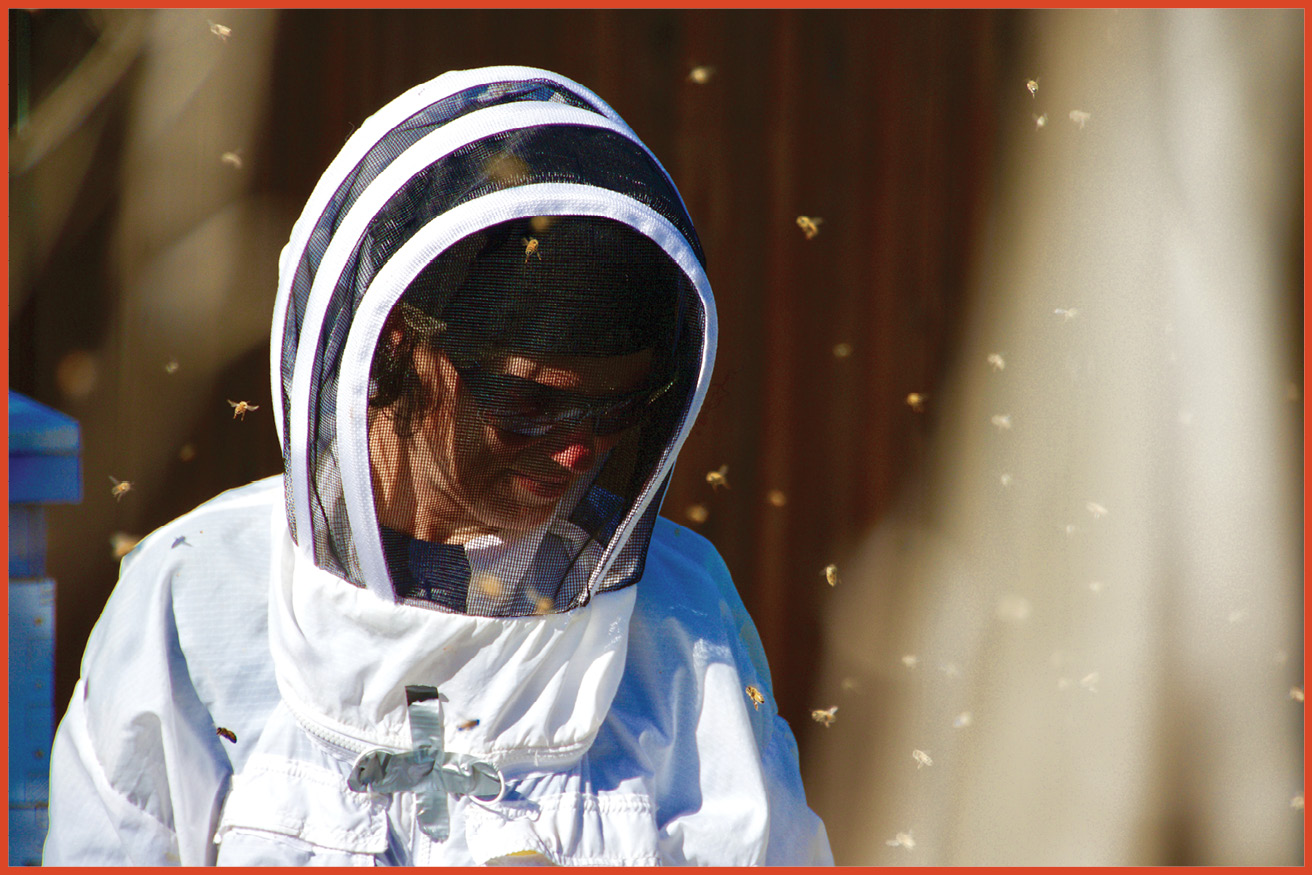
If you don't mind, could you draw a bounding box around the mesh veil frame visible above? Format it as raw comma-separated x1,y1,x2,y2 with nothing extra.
337,188,713,604
272,66,717,610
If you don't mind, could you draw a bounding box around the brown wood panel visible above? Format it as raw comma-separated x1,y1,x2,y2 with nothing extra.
10,8,1008,752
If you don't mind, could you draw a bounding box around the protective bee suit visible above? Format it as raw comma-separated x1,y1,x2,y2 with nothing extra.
44,66,832,866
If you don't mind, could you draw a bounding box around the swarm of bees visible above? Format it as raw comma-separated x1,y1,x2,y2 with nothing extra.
905,392,926,413
523,237,541,263
795,216,823,240
109,476,133,501
216,726,237,743
823,564,840,587
911,749,933,769
810,706,838,728
687,65,716,85
745,684,765,711
229,400,259,420
706,465,729,490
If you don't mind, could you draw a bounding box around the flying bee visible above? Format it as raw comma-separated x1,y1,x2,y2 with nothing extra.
687,65,716,85
1293,794,1305,810
533,595,554,616
164,359,180,374
990,413,1012,430
685,503,709,524
1026,78,1039,97
228,400,259,420
1086,501,1108,519
110,532,140,558
1069,109,1091,129
1290,686,1304,703
109,476,133,501
795,216,823,239
953,711,973,729
912,749,933,769
906,392,926,412
472,573,504,600
901,654,919,669
745,684,765,711
986,353,1006,371
523,237,541,262
832,342,853,359
220,151,243,170
216,726,237,743
457,719,480,731
706,464,729,490
810,706,838,727
1054,307,1080,321
823,564,840,587
208,21,231,41
1033,113,1049,130
885,832,915,850
766,489,787,507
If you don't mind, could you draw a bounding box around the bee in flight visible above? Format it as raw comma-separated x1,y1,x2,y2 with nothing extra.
109,476,132,501
810,706,838,728
228,400,259,420
216,727,237,743
706,465,729,490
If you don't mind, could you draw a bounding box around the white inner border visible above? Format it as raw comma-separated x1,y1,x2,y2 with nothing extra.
270,65,635,447
335,184,716,604
286,102,665,546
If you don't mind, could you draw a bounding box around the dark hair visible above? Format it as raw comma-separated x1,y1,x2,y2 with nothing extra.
369,216,687,437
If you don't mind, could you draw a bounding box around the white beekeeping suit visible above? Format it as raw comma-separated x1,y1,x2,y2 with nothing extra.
44,65,833,866
808,9,1303,866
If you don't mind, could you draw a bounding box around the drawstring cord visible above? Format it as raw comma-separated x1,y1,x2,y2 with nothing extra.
347,685,505,842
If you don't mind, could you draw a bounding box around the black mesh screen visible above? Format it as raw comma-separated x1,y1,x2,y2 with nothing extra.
364,217,703,616
280,77,606,542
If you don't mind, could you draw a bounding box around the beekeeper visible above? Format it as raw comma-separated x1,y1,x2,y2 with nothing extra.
44,65,832,866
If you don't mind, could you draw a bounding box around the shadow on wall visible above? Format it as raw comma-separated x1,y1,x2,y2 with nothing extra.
806,8,1304,866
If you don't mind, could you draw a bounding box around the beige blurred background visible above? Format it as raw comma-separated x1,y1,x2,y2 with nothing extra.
9,9,1303,865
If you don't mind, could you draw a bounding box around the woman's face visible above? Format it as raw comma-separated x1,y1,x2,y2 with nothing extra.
371,340,653,543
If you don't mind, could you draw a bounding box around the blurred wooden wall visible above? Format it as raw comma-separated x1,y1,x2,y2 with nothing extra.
9,8,1009,761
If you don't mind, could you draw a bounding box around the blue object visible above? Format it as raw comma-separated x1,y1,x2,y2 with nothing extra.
8,390,81,866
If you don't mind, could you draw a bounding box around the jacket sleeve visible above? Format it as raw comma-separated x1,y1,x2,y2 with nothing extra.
634,519,834,866
44,680,185,865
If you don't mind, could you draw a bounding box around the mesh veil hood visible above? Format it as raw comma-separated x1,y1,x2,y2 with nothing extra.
270,66,715,616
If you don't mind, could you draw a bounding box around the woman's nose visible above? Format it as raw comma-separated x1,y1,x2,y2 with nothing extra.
548,423,598,472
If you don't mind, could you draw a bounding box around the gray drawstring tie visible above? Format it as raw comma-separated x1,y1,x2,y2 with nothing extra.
347,685,505,842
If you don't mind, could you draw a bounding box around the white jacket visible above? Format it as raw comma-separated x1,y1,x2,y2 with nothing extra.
45,65,832,866
44,476,831,865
